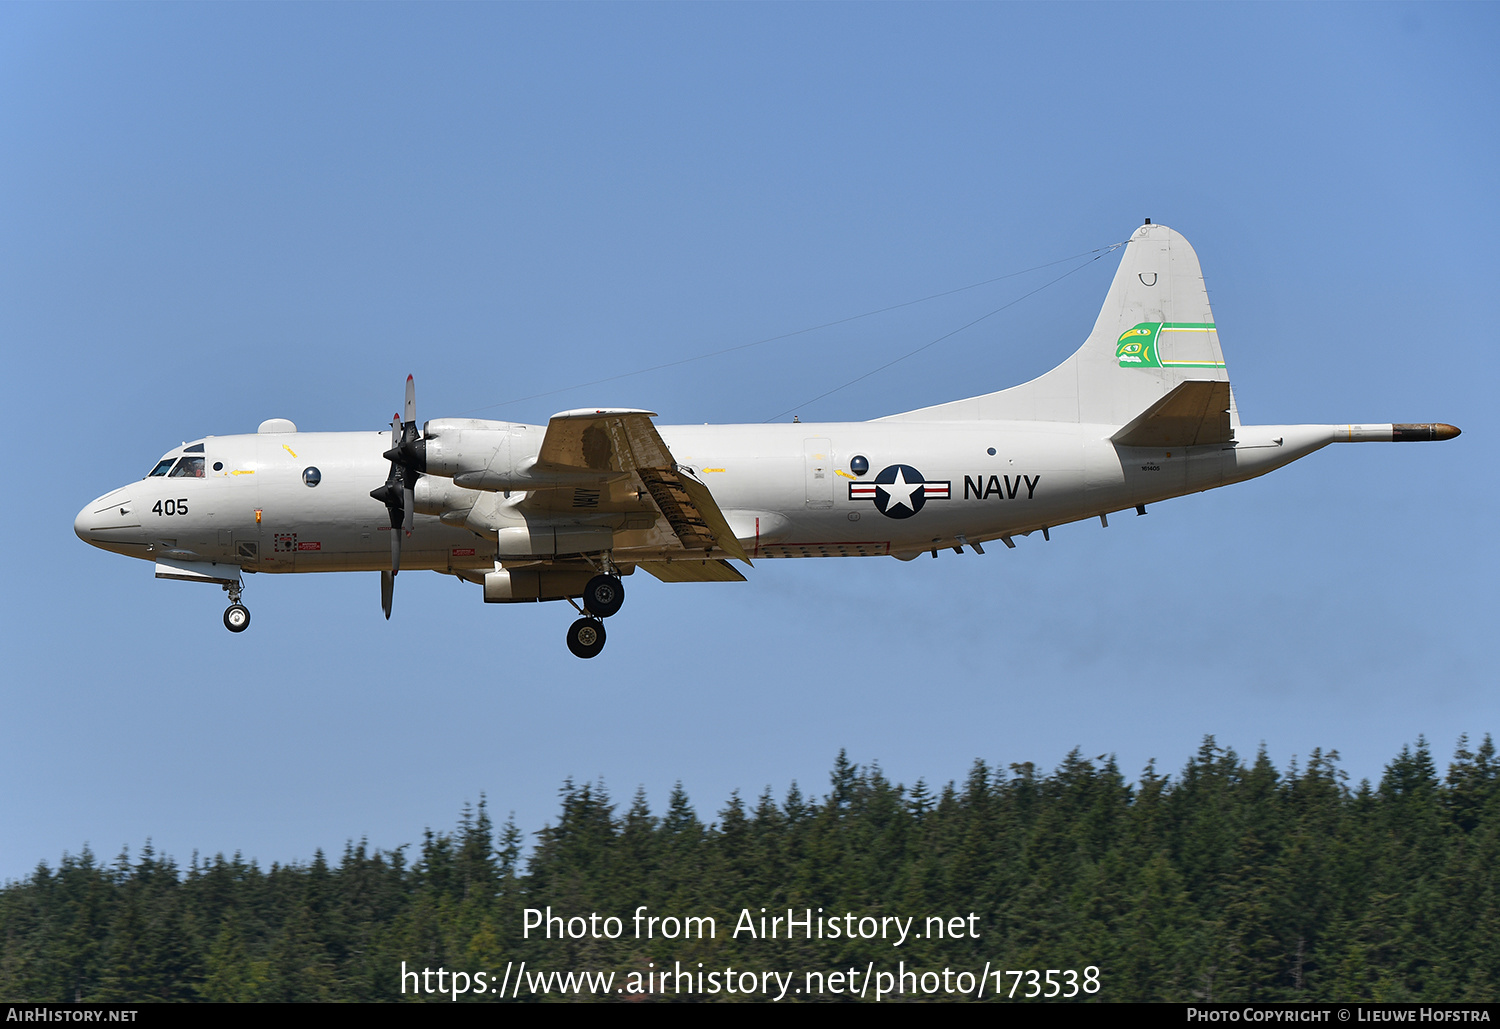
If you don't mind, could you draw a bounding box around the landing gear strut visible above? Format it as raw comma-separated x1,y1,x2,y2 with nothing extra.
222,581,251,633
566,617,606,659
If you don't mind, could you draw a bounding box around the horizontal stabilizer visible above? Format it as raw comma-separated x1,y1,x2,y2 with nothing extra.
638,558,747,583
1112,380,1233,448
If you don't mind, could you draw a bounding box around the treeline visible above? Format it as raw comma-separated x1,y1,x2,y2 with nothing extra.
2,736,1498,1002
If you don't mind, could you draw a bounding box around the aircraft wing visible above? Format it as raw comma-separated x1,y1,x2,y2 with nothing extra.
535,407,672,473
527,408,749,562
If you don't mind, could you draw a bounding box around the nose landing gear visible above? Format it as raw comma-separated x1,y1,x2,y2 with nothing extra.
222,581,251,633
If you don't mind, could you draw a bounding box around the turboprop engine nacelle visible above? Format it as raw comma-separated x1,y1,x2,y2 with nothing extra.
420,418,519,483
423,418,616,492
413,475,483,518
413,475,519,536
413,479,619,548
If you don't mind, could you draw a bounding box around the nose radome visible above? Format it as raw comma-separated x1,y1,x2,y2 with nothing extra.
75,488,135,545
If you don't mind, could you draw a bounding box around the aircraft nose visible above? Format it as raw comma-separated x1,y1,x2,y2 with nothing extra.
75,488,137,547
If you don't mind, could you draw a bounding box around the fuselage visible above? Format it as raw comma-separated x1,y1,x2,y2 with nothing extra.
74,418,1335,573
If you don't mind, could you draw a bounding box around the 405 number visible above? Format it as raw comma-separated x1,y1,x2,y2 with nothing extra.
152,499,189,516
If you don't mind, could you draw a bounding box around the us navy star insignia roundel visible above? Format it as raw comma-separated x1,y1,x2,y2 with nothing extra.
848,464,951,519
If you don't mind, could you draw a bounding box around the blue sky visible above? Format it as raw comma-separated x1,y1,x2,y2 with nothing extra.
2,3,1496,881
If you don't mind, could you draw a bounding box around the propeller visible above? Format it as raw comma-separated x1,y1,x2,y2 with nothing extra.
369,375,426,618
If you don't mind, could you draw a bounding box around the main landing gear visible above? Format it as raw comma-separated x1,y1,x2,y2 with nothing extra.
583,573,624,618
565,572,626,658
222,581,251,633
566,617,606,659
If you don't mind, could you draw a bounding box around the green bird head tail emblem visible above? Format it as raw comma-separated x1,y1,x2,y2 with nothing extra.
1116,323,1163,368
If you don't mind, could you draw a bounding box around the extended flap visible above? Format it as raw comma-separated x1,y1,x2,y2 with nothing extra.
637,467,750,563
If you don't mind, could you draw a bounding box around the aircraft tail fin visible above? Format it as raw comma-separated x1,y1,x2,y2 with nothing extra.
882,222,1236,426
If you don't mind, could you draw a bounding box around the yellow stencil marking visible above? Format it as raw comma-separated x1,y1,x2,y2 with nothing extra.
836,469,856,480
282,445,299,458
701,468,726,473
231,469,256,475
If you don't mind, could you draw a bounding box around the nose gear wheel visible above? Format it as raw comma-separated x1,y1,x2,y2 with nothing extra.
224,604,250,632
221,581,250,633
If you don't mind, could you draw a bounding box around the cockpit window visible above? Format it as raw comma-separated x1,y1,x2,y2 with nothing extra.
148,459,175,477
169,456,205,478
184,443,205,454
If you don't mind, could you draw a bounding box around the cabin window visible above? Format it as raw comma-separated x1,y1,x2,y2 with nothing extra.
850,455,869,476
302,467,321,487
169,456,205,478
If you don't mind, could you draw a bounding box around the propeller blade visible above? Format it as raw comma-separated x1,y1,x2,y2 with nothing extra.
372,382,422,612
397,381,419,536
385,412,407,570
390,517,402,577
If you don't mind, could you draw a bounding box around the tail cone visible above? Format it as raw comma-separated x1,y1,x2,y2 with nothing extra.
1393,423,1461,442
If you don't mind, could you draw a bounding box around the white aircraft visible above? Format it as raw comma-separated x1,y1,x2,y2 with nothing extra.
74,222,1458,658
